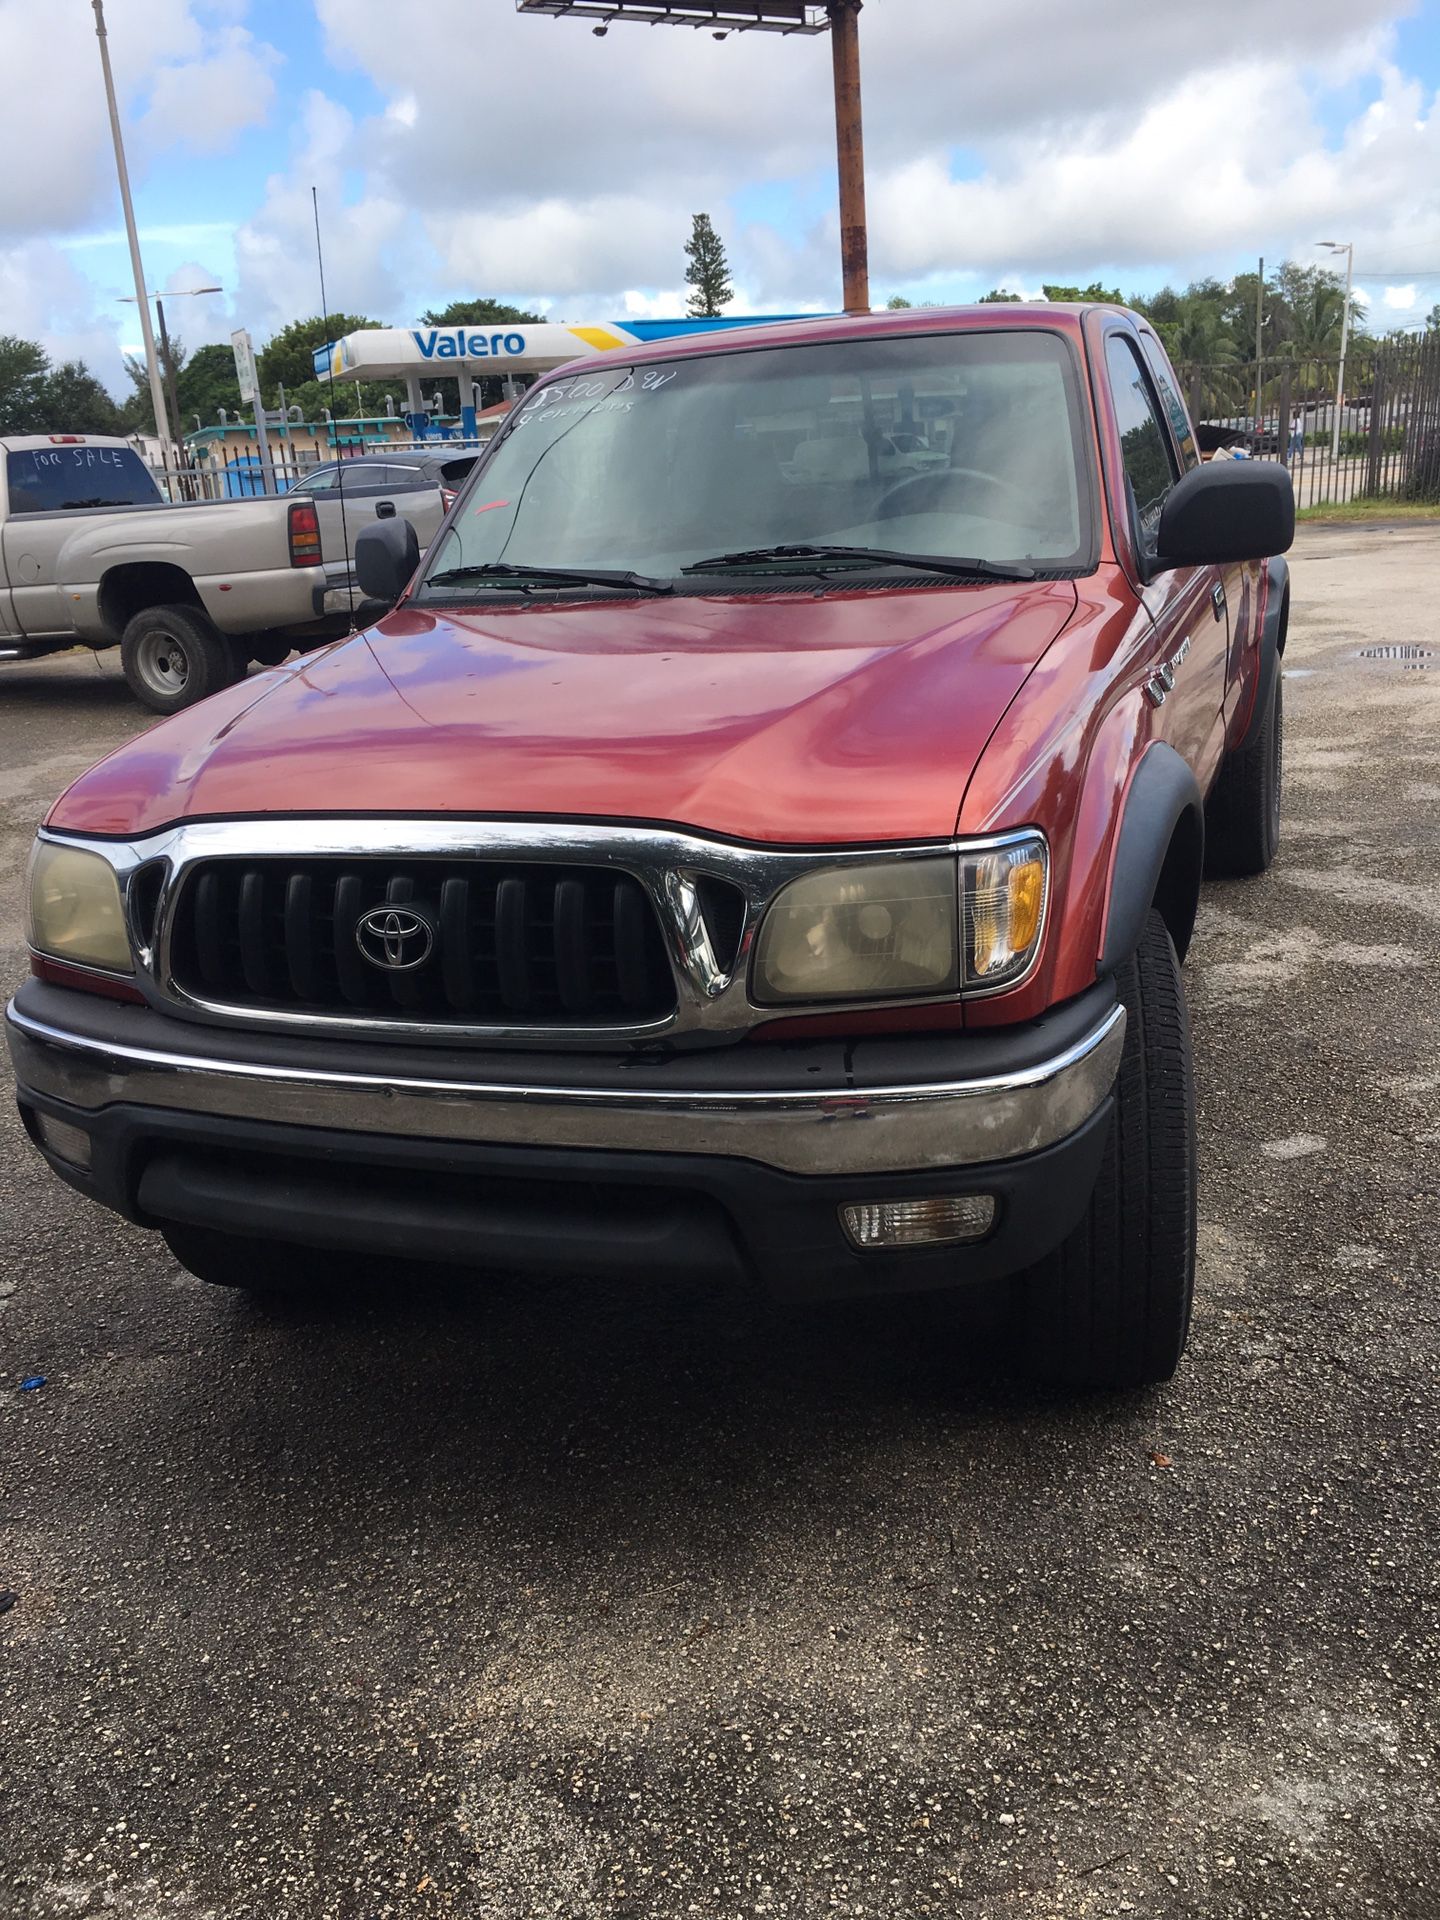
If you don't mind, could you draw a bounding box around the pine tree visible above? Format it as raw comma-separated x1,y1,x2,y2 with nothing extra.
684,214,734,318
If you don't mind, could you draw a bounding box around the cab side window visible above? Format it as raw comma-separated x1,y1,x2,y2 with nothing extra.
1106,335,1179,564
1139,336,1200,472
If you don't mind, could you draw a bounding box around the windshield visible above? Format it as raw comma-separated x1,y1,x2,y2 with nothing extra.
5,445,162,515
414,330,1092,599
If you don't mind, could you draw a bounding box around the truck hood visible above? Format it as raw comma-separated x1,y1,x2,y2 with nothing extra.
49,581,1078,844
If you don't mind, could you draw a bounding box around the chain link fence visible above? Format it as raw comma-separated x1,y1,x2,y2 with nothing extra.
1177,336,1440,511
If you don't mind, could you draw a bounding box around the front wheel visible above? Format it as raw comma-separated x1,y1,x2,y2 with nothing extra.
120,604,241,714
1017,910,1196,1390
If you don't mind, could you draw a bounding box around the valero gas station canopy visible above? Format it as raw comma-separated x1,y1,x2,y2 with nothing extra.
312,315,805,439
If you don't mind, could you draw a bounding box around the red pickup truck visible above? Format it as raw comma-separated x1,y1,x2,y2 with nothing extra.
7,305,1292,1389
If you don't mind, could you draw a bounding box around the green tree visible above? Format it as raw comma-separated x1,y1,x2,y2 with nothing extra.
0,336,50,433
1042,281,1123,304
420,297,541,329
885,294,913,310
255,314,410,420
35,361,123,435
177,343,248,427
684,213,734,318
0,336,123,435
1286,276,1352,355
258,314,383,398
978,289,1023,303
1131,285,1181,326
1173,297,1237,365
119,332,187,436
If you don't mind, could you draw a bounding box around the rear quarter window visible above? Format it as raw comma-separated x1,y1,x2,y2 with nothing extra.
6,445,162,515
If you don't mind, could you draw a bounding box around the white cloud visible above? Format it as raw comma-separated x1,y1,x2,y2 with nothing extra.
0,239,131,378
232,92,418,334
866,56,1440,294
138,25,282,156
293,0,1437,317
0,0,280,241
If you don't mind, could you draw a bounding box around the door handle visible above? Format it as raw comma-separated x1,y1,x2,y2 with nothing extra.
376,500,396,519
1211,582,1226,621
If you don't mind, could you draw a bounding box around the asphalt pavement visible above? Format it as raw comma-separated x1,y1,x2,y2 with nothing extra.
2,524,1438,1918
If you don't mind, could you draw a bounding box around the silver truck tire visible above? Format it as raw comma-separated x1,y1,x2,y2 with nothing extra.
120,605,242,714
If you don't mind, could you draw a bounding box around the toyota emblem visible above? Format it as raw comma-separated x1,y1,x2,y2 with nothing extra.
354,904,436,972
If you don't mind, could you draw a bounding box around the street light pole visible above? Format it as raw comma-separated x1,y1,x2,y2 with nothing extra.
828,0,869,313
91,0,172,462
1321,240,1355,465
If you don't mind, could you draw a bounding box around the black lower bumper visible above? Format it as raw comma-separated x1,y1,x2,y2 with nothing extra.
17,1086,1108,1302
9,978,1118,1301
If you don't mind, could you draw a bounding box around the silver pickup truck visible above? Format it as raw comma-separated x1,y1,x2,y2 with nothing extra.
0,434,340,712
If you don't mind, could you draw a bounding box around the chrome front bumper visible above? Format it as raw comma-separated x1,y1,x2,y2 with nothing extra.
5,994,1125,1180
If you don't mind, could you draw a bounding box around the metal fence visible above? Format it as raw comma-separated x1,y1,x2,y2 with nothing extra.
142,436,498,504
1177,336,1440,511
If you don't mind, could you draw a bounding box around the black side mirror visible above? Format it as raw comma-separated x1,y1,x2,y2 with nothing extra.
1154,462,1294,573
354,517,420,606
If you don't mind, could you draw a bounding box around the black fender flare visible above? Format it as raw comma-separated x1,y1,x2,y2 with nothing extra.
1099,741,1205,973
1231,555,1290,757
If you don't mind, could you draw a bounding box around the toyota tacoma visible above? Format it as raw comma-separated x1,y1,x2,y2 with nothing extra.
6,306,1293,1388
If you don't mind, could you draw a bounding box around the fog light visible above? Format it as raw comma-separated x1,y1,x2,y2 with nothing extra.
840,1194,997,1251
35,1114,92,1171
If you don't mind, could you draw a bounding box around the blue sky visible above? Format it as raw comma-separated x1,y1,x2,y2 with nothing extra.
3,0,1438,391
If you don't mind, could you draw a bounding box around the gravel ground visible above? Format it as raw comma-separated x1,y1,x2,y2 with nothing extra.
2,523,1438,1919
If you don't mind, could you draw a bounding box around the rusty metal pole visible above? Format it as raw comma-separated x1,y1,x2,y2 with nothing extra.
828,0,869,313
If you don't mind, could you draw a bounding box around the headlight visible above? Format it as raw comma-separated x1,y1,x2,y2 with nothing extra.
751,835,1048,1006
752,857,959,1004
27,840,133,974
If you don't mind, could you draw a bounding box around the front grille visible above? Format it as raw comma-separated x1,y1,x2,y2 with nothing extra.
168,858,676,1026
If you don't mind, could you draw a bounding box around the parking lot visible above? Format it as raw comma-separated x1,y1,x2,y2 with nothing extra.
2,521,1438,1919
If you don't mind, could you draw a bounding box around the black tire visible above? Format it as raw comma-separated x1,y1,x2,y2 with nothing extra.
120,603,242,715
1018,910,1196,1390
161,1222,344,1294
1204,662,1283,877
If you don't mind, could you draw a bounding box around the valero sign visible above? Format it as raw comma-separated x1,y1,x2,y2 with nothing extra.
412,329,529,360
312,316,811,384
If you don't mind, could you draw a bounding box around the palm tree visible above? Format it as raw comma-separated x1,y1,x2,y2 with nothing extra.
1287,281,1347,356
1174,298,1236,366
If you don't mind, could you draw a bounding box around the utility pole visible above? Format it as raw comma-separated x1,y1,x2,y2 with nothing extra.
517,4,870,312
92,0,172,462
1321,240,1355,465
828,0,869,313
1255,255,1264,436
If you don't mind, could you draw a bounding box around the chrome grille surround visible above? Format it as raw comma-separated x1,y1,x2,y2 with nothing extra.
36,819,1042,1051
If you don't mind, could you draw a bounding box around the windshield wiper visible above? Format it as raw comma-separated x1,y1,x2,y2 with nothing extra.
682,544,1036,582
423,561,672,595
